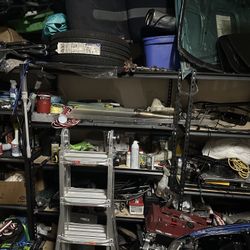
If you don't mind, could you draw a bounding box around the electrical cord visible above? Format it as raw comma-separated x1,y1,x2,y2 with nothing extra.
115,187,151,202
51,106,80,128
228,158,250,179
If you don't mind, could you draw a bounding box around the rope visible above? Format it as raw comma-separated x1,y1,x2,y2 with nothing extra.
228,158,250,179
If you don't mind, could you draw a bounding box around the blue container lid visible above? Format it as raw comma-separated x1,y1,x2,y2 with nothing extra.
143,35,176,46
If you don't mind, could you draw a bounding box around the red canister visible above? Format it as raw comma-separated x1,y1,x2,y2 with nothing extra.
36,94,51,113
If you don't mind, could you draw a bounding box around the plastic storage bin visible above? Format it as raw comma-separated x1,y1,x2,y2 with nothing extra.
143,35,179,69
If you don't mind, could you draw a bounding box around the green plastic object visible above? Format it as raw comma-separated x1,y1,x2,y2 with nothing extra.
8,11,53,33
70,141,95,151
176,0,250,73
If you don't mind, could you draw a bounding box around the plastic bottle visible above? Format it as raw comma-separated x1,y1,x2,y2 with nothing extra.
156,166,170,197
10,80,18,107
131,140,139,169
164,141,172,160
126,151,131,168
11,128,21,157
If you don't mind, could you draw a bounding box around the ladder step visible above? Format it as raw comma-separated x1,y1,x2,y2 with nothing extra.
58,223,113,246
62,187,110,207
62,150,108,166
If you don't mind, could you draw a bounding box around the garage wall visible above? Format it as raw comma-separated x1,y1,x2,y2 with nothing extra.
58,75,250,108
58,75,171,108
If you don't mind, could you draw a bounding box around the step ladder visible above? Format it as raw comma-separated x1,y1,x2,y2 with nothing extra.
56,128,117,250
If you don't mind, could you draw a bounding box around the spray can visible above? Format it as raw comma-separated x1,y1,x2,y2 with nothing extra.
131,140,139,169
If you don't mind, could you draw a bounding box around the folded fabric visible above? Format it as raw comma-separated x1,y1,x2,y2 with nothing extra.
202,138,250,165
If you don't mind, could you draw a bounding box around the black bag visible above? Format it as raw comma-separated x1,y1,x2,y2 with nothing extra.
217,33,250,73
65,0,130,39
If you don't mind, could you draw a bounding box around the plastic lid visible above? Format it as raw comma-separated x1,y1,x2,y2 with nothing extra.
143,35,176,45
132,140,139,144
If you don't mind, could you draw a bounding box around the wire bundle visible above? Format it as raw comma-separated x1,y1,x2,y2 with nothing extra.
52,106,80,128
228,158,250,179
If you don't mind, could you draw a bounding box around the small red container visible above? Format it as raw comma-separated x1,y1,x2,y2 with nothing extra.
37,94,51,113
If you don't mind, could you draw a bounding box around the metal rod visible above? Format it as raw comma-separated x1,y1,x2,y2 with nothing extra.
22,70,31,158
21,66,35,239
169,73,181,190
178,71,197,210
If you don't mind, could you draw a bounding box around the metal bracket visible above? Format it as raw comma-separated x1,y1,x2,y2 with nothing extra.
169,71,182,190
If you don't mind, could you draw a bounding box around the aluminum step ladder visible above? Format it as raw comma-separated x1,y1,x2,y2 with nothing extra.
56,128,117,250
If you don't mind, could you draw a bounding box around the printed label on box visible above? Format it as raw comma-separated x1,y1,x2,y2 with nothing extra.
129,206,144,215
56,42,101,55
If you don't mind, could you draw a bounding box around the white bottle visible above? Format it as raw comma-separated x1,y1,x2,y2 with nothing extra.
126,151,131,168
11,128,21,157
156,166,170,197
131,140,139,169
10,80,18,107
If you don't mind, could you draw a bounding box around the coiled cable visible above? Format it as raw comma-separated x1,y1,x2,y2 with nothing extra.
228,158,250,179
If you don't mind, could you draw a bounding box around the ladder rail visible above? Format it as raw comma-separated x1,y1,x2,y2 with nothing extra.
56,128,117,250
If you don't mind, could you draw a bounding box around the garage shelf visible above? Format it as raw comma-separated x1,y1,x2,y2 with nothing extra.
184,184,250,199
0,109,23,116
0,204,27,211
115,167,163,176
189,130,250,139
0,151,25,163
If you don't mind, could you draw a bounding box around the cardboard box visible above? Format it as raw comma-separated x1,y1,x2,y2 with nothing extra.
41,241,54,250
0,181,26,205
0,171,44,205
129,197,144,215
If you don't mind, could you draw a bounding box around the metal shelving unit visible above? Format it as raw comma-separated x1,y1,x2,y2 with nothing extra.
184,184,250,200
189,130,250,139
32,62,250,81
34,162,164,178
195,72,250,81
34,209,59,218
0,151,25,163
28,67,180,247
0,204,27,211
31,115,174,132
0,109,23,116
0,104,35,239
114,168,163,176
27,64,250,244
115,216,144,223
178,70,250,208
34,208,145,223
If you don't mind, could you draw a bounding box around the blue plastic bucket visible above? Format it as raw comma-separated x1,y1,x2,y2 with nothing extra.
143,35,179,69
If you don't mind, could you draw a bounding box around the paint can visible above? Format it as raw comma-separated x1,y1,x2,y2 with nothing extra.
37,94,51,113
